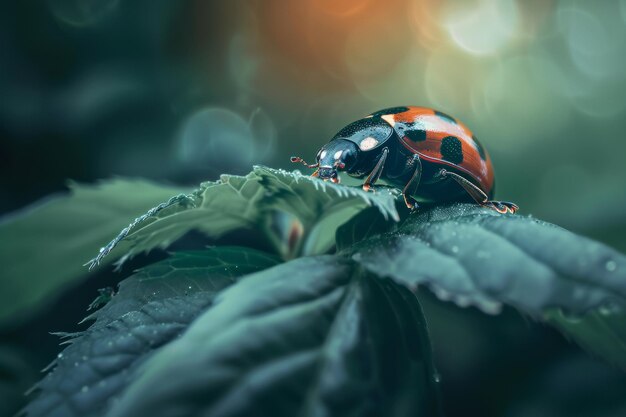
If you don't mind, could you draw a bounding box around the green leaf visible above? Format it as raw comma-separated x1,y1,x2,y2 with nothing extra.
88,166,400,267
87,173,263,269
0,179,189,328
24,247,280,417
335,206,398,252
27,253,441,417
544,309,626,371
349,203,626,367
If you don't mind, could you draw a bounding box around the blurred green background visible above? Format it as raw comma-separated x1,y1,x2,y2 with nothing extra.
1,1,626,416
2,0,626,251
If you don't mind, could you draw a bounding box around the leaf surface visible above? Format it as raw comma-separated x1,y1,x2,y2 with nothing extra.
0,179,188,327
349,203,626,368
88,166,399,266
24,247,279,417
335,206,398,252
107,256,440,417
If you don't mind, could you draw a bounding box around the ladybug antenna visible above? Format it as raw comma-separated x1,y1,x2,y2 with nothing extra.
290,156,319,169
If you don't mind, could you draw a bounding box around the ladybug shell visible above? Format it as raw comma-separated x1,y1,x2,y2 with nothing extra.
372,106,495,196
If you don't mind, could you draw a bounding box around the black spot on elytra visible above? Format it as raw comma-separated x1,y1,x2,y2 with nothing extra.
395,121,427,142
405,128,427,142
434,110,457,124
370,106,409,117
440,136,463,164
472,135,487,161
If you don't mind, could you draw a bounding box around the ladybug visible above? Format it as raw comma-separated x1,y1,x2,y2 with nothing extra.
291,106,518,214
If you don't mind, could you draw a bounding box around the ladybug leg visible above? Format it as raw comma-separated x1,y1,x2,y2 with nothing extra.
402,155,422,210
362,147,389,193
439,169,518,214
440,169,488,203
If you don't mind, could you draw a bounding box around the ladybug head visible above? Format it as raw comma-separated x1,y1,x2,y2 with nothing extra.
290,139,358,183
315,140,359,183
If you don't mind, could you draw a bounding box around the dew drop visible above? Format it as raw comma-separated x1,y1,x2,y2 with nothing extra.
451,245,459,253
605,260,617,272
81,385,89,393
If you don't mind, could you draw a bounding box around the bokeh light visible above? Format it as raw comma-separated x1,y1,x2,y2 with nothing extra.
444,0,518,56
177,108,256,173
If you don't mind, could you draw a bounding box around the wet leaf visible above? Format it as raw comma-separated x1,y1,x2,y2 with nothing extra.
349,203,626,367
26,253,440,417
23,247,280,417
105,256,441,417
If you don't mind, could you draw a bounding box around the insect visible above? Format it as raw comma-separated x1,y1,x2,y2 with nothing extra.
291,106,518,214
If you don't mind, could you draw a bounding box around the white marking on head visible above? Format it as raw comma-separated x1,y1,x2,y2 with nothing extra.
360,137,379,151
333,150,343,160
381,114,396,126
320,150,327,159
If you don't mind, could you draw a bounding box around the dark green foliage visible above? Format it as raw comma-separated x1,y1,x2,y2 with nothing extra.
106,258,441,417
24,247,280,417
3,169,625,416
24,252,440,417
347,203,626,370
545,309,626,371
0,179,189,327
349,204,626,315
86,166,399,268
0,346,38,417
335,206,397,251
